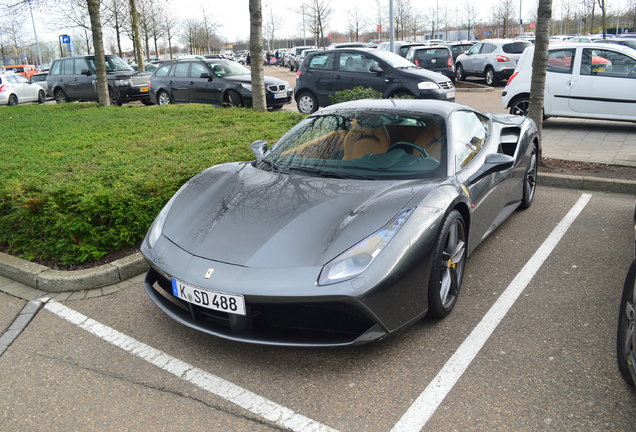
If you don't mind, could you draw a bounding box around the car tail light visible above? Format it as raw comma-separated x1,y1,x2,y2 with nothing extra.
497,55,510,63
447,56,453,67
0,84,6,92
296,70,301,79
506,72,518,87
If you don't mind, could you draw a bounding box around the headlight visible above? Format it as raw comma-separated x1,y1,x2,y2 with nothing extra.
318,208,415,286
241,83,252,91
417,81,440,90
114,79,132,87
146,182,190,248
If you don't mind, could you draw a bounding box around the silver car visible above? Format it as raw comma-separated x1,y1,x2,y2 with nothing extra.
455,39,532,86
0,72,46,105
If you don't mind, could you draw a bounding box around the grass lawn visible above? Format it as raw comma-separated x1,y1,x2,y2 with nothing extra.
0,103,304,267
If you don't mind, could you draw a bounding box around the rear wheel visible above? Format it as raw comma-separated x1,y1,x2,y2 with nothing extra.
141,98,153,106
484,67,496,86
427,210,466,319
519,143,538,209
54,88,68,104
37,90,45,104
157,90,171,106
7,94,18,106
509,95,530,116
455,63,466,81
296,91,318,114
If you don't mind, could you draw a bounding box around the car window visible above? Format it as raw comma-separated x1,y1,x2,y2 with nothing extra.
450,110,489,170
190,62,208,78
155,64,172,77
50,61,62,76
74,58,89,74
467,44,482,55
5,75,17,83
413,48,451,68
63,59,75,75
481,44,496,54
339,53,380,73
308,52,335,70
502,42,532,54
173,62,190,77
14,75,28,84
450,44,472,56
31,74,46,82
547,48,576,74
580,48,636,78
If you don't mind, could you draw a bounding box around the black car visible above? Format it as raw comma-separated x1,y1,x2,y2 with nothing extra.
149,59,292,109
47,55,152,105
444,41,475,62
405,45,455,82
294,48,455,114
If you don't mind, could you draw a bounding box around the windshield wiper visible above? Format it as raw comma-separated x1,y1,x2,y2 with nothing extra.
258,159,284,173
288,165,373,180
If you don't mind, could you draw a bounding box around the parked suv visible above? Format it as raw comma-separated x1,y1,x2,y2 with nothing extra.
287,45,314,71
149,59,292,108
406,45,455,82
294,48,455,114
502,43,636,122
47,55,151,105
455,39,532,86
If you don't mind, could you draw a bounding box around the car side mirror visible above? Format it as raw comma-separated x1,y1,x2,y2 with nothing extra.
369,65,383,75
81,69,91,76
200,72,211,79
251,140,268,161
468,153,514,184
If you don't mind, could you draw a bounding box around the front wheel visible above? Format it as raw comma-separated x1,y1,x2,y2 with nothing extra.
141,99,153,106
509,95,530,116
455,63,466,81
296,91,318,114
519,143,538,209
617,260,636,387
225,90,243,107
427,210,466,319
109,89,122,106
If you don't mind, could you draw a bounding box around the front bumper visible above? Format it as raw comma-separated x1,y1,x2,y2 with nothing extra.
113,85,151,103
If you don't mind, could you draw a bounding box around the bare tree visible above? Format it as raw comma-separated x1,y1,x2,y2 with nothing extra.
306,0,332,48
492,0,516,37
129,0,144,69
347,3,367,42
528,0,552,139
264,6,276,50
374,0,387,40
163,9,179,59
86,0,110,105
461,0,479,40
249,0,266,111
394,0,412,40
103,0,125,57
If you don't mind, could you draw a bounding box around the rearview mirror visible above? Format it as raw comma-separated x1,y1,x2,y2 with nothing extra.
468,153,514,184
251,139,268,161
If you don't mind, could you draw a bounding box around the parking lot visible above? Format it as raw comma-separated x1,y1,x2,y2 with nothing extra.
1,186,635,431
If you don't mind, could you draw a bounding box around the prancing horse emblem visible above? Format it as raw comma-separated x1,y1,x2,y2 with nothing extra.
204,268,215,279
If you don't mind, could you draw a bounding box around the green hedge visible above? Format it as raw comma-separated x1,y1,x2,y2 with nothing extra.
0,103,304,266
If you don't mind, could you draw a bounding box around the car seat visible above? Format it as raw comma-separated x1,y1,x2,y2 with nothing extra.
342,120,390,160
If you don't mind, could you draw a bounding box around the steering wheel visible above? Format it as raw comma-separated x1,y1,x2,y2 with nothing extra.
388,141,429,158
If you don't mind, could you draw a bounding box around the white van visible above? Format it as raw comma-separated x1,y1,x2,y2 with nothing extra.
502,43,636,122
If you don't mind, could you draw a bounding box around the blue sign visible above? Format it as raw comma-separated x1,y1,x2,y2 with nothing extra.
61,35,71,44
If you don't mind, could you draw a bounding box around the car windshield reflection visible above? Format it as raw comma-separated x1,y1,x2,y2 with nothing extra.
260,110,447,180
205,60,251,76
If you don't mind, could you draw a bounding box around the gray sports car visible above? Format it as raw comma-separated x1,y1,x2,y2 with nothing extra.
141,99,539,347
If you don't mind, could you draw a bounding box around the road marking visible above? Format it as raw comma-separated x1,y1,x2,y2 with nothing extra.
391,193,593,432
0,299,44,357
43,300,339,432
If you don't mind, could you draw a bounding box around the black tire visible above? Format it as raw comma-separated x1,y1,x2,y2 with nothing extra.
617,259,636,387
509,95,530,116
296,91,318,114
109,89,122,106
484,67,497,86
7,94,18,106
157,90,171,106
455,63,466,81
37,90,45,104
141,98,153,106
427,210,467,319
54,88,68,104
225,90,243,107
519,142,538,209
271,105,284,110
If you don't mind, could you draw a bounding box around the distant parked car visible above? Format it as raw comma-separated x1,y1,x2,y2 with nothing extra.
29,71,48,94
455,39,532,85
502,43,636,122
327,42,367,49
47,55,152,105
287,45,314,71
149,59,292,109
131,63,159,73
406,45,455,82
294,48,322,71
2,64,38,80
294,48,455,114
443,41,475,62
0,72,46,105
594,38,636,51
377,40,410,55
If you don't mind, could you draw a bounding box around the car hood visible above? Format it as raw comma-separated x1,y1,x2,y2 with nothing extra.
162,163,438,268
223,74,286,86
107,70,152,80
397,67,452,83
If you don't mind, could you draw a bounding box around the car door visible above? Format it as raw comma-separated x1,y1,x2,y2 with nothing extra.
61,59,80,98
15,74,39,101
73,57,96,100
461,43,482,73
335,52,386,94
568,47,636,119
543,47,578,115
187,62,215,104
170,62,191,102
302,51,337,106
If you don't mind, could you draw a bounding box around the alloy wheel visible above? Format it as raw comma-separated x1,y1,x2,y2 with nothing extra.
438,219,466,308
510,98,530,116
158,91,170,106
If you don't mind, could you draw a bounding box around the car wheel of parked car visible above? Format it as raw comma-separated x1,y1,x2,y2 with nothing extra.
37,90,45,104
141,99,153,106
225,90,243,107
109,89,122,106
485,67,496,86
428,210,466,319
455,64,466,81
509,95,530,116
296,91,318,114
157,90,171,106
54,88,68,104
617,259,636,386
7,94,18,106
520,143,538,209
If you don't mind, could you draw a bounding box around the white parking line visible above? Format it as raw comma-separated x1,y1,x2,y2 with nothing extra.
43,301,339,432
391,193,593,432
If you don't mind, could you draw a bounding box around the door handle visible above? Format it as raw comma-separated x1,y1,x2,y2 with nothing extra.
189,81,194,85
566,80,571,86
168,80,173,85
335,74,342,79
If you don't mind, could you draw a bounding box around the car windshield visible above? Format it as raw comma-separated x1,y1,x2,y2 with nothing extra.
371,50,417,68
88,55,133,72
258,110,447,180
205,60,250,75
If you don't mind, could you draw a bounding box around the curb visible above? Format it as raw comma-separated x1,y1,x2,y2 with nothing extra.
0,173,633,295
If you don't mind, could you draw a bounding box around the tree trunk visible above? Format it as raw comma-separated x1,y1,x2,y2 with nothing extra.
528,0,552,140
249,0,266,112
86,0,110,106
129,0,144,71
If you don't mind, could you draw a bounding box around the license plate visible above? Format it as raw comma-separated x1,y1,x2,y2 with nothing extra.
273,92,287,99
171,278,246,315
446,91,456,99
140,87,149,92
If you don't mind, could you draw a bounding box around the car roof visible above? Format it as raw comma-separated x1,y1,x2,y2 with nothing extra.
317,98,474,117
547,42,636,53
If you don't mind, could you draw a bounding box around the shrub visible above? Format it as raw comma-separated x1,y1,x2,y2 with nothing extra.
329,86,383,104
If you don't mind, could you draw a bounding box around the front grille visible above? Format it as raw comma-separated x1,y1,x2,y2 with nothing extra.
439,81,454,89
131,75,150,87
267,84,286,92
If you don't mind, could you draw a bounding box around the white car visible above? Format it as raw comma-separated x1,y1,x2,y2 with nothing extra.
0,72,46,106
502,43,636,122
